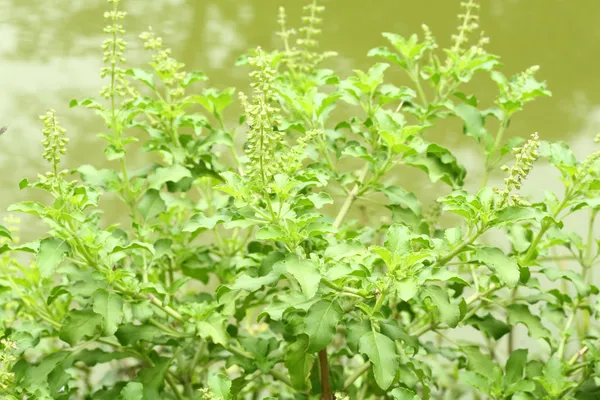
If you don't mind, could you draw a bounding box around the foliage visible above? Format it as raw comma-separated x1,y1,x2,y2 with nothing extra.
1,0,599,399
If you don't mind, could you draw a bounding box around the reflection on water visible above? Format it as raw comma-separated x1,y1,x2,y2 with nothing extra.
2,0,600,239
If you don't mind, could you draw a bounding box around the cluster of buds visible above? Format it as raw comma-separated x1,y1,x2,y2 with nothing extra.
198,388,219,400
495,133,540,206
100,0,129,98
40,110,69,179
0,216,20,246
421,24,439,51
334,393,350,400
0,338,17,391
277,7,297,56
451,0,481,53
283,129,321,174
278,0,336,74
240,48,284,184
139,29,186,97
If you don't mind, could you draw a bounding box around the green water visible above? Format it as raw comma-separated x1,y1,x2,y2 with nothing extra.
2,0,600,238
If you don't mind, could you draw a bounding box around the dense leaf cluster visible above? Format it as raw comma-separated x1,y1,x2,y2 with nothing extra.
1,0,599,399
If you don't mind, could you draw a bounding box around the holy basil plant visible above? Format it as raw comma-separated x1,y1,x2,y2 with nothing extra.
1,0,599,399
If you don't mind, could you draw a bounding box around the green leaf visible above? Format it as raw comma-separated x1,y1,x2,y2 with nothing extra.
420,286,460,327
115,324,162,346
126,68,155,89
507,304,551,342
472,246,520,288
277,255,321,299
181,71,208,87
404,142,466,188
148,165,192,189
0,224,12,240
138,189,166,220
346,319,371,353
467,313,510,340
197,315,230,346
120,382,144,400
379,319,419,354
208,374,232,400
359,330,399,390
307,192,334,209
395,277,419,301
230,268,282,292
37,238,70,278
110,241,155,256
183,212,231,232
463,346,501,382
384,186,422,216
372,224,412,271
59,310,103,346
136,354,170,400
92,290,124,335
304,300,344,352
391,387,421,400
542,267,590,296
453,103,490,143
255,226,287,241
284,335,314,391
505,349,528,388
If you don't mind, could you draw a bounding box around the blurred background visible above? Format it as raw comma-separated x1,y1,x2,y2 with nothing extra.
2,0,600,240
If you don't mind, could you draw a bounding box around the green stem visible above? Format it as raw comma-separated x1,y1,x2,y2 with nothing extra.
165,372,184,400
333,164,370,229
557,302,580,360
342,362,371,391
321,279,368,298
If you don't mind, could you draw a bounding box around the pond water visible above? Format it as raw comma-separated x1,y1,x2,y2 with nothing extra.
2,0,600,239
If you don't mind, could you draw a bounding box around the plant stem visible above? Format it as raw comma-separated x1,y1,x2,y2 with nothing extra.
342,361,371,390
318,349,333,400
165,372,184,400
321,278,368,298
333,164,370,229
320,163,370,397
557,302,580,360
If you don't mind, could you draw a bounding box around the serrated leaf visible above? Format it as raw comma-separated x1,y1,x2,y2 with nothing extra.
307,192,334,209
359,330,399,390
208,374,232,400
37,238,70,278
59,310,103,346
115,324,162,345
110,241,155,256
453,103,490,144
183,212,231,232
304,300,343,352
197,315,229,346
126,68,155,89
138,189,166,220
467,313,510,340
472,246,520,288
420,286,460,327
391,387,421,400
404,142,466,188
255,226,287,241
277,255,321,299
463,346,502,382
120,382,143,400
92,290,124,335
383,186,422,216
284,335,314,391
507,304,551,341
505,349,528,388
148,165,192,189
